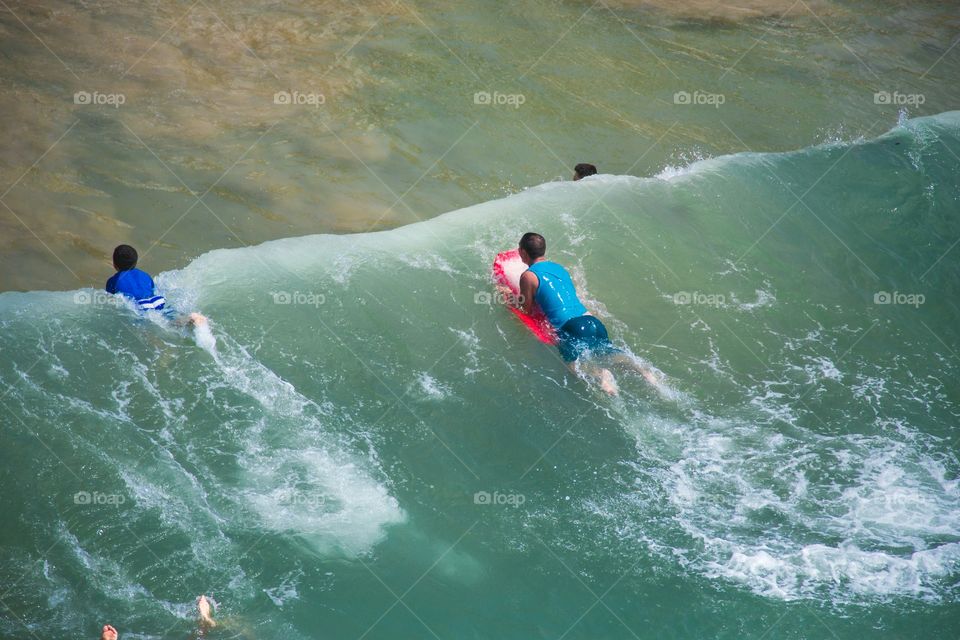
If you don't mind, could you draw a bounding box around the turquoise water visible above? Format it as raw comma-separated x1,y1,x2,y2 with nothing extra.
1,112,959,638
3,0,960,291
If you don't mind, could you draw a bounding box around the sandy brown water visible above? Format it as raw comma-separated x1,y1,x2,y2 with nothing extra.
1,0,958,291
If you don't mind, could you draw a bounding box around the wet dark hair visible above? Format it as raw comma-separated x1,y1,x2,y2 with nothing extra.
519,232,546,259
112,244,138,270
573,163,597,180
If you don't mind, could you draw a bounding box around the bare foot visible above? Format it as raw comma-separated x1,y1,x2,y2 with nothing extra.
197,595,216,628
641,369,660,387
100,624,118,640
188,313,208,327
599,368,619,397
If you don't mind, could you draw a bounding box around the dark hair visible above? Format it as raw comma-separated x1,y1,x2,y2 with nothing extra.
574,163,597,180
112,244,138,270
519,232,546,259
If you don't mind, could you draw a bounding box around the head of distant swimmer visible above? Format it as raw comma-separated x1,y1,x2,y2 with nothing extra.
518,232,546,265
113,244,138,271
573,163,597,181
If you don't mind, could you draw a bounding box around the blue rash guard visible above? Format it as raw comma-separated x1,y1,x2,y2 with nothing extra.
527,260,619,363
527,261,588,329
105,268,167,313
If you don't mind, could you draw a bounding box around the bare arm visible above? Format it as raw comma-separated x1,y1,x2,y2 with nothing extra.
518,270,538,315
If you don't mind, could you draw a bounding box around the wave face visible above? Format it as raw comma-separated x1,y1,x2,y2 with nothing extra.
1,112,959,637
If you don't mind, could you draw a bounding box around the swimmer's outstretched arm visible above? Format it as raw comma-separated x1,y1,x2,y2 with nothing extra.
518,271,538,315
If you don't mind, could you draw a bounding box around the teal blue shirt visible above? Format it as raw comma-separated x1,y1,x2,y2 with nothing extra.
528,261,587,329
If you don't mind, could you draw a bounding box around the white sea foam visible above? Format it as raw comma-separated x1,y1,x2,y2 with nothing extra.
707,541,960,602
398,252,459,274
202,337,405,556
193,321,217,355
731,288,777,311
416,372,451,399
264,571,302,607
639,413,960,604
241,444,404,556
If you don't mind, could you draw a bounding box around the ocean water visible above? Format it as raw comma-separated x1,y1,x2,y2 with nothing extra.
1,111,959,638
2,0,960,290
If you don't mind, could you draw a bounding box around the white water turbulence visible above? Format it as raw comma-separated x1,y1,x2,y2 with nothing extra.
608,408,960,603
0,266,406,635
1,113,959,638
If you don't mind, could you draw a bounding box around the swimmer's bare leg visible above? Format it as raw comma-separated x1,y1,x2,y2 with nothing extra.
100,624,118,640
606,353,660,387
173,312,208,327
569,361,619,397
197,595,216,629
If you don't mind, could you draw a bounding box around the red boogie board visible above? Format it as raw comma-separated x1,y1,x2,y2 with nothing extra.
492,249,558,345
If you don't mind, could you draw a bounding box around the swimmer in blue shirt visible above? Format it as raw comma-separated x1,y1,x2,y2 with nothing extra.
516,232,657,396
106,244,206,326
